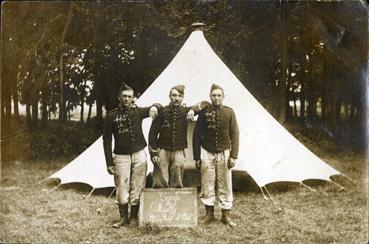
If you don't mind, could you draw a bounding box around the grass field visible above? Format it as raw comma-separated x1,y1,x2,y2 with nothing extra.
1,148,368,243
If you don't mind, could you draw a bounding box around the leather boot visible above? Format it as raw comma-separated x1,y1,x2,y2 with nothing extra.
130,204,140,224
221,209,236,227
203,205,216,224
113,204,130,228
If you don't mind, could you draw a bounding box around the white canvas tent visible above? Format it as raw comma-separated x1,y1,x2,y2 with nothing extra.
48,29,342,193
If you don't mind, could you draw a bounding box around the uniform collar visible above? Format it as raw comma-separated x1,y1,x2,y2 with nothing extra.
169,102,183,108
211,104,223,109
119,103,136,112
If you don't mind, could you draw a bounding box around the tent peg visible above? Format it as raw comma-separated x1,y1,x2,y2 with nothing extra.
264,186,282,211
86,188,95,199
49,183,61,193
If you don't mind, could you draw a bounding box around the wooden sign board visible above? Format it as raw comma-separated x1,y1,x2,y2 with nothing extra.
139,187,198,227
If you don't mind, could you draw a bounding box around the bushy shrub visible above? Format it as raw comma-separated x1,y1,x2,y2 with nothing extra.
1,120,101,161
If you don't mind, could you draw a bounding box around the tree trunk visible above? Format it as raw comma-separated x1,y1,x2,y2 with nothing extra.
58,52,66,123
87,102,92,122
41,91,48,125
344,102,349,121
2,92,12,135
96,97,103,123
320,95,326,121
58,4,73,124
1,100,5,131
329,96,337,131
335,99,342,124
80,80,86,122
307,89,316,123
278,1,288,125
286,89,292,121
13,89,19,121
26,103,32,127
80,100,84,122
300,82,306,123
31,100,38,126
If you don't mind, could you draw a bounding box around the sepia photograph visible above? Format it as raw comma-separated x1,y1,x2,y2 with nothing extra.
1,0,368,243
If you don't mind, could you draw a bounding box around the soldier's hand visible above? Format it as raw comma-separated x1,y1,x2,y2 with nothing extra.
152,156,160,166
199,101,211,110
227,158,236,169
149,106,158,119
107,165,115,175
186,109,195,121
195,160,202,170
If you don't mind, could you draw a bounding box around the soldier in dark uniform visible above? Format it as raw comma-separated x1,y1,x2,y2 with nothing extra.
193,84,239,227
103,83,160,228
148,85,205,188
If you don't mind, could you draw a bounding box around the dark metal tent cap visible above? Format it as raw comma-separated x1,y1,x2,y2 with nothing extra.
191,22,205,31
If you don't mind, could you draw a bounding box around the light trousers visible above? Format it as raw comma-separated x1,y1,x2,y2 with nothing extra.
152,149,185,188
113,149,147,206
200,147,233,209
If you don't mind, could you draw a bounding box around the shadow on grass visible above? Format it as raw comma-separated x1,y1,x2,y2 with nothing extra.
45,179,114,197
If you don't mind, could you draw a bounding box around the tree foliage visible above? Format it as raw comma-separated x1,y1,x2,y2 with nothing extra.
1,1,367,149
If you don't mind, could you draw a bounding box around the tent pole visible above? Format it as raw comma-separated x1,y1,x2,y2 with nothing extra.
300,182,316,193
259,187,269,200
108,188,116,199
263,186,282,211
49,183,61,193
86,188,95,198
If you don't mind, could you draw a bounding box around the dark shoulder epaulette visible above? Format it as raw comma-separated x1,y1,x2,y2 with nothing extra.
223,105,232,110
106,107,118,115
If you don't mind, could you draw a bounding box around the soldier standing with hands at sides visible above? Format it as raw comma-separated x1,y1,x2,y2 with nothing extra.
148,85,207,188
193,84,239,227
103,83,161,228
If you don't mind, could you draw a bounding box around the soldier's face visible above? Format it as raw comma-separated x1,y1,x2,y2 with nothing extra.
118,90,134,108
210,89,224,106
169,89,184,106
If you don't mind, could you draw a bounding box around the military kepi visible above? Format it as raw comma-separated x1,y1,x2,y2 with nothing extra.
171,85,185,95
119,82,133,93
210,83,223,92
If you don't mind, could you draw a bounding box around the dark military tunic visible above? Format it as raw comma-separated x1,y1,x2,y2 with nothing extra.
103,104,157,167
148,104,193,158
193,105,239,160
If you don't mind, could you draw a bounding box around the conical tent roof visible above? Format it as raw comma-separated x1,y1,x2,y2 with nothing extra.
49,30,341,189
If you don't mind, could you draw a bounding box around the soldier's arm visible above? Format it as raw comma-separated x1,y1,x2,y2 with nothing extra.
187,101,211,115
139,103,162,119
229,109,240,159
193,110,205,160
102,112,114,168
148,111,161,158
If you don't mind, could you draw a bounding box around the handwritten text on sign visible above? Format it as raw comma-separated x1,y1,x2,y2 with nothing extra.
139,187,198,227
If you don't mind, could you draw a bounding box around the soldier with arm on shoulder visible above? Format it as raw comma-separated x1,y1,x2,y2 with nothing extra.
148,85,207,188
193,84,239,227
102,83,159,228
